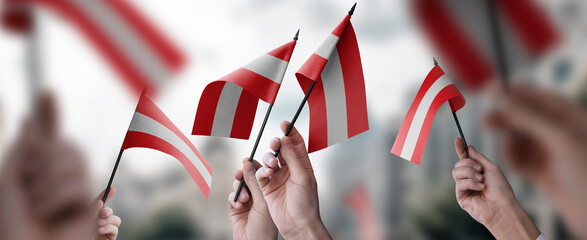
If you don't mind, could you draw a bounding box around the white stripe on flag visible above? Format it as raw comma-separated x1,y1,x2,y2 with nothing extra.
211,82,243,137
321,50,348,146
315,34,340,59
129,112,212,185
243,54,289,84
400,75,453,160
73,0,170,85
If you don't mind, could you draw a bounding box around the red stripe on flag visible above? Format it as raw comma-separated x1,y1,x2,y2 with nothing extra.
306,76,329,153
192,82,224,136
230,90,258,139
222,68,281,104
337,23,369,138
122,131,210,198
412,0,494,90
411,86,464,164
496,0,558,56
390,66,444,156
332,14,350,37
104,0,185,70
267,40,296,62
29,0,154,94
135,95,213,173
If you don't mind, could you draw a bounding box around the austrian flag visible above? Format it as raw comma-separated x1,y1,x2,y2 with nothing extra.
123,94,213,198
193,40,296,139
296,11,369,153
391,65,466,165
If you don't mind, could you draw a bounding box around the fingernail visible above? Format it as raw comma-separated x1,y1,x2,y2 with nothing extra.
475,173,483,180
473,164,481,171
263,168,272,175
235,202,242,209
478,183,484,188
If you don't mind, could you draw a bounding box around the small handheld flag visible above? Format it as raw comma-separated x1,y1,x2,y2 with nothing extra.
104,93,212,201
295,2,368,153
391,64,466,165
192,38,297,139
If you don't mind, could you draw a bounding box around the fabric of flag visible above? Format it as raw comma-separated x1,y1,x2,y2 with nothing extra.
412,0,559,90
123,94,213,198
391,65,465,165
8,0,185,93
345,184,383,240
1,0,32,33
192,40,296,139
296,13,368,153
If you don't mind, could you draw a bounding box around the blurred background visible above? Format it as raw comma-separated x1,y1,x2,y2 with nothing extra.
1,0,586,239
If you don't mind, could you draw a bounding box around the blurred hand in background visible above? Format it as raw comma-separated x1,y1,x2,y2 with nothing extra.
255,121,331,240
485,84,587,238
228,158,277,240
0,92,120,240
452,139,540,240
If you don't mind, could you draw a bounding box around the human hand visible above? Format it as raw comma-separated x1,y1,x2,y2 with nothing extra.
228,158,277,240
485,84,587,237
453,138,540,240
255,121,331,240
94,188,121,240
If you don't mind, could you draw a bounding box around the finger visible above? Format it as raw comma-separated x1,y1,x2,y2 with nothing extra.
455,158,483,172
456,179,485,192
255,166,274,189
242,161,265,201
100,206,113,218
37,91,59,138
454,138,469,160
500,94,562,143
241,157,262,169
280,136,312,178
227,192,244,210
234,170,243,182
452,166,483,182
263,152,279,169
279,121,305,146
231,181,249,203
269,137,281,152
97,224,118,236
468,146,496,170
95,187,117,204
98,215,121,227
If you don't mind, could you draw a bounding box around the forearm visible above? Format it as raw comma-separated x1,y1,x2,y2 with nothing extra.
284,218,332,240
487,200,541,240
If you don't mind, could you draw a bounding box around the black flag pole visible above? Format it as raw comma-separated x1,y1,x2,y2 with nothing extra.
233,30,300,202
101,91,145,203
484,0,509,90
434,58,470,158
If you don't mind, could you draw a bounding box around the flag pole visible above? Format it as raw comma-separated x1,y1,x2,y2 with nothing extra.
102,91,144,203
233,30,300,202
434,58,470,158
484,0,509,90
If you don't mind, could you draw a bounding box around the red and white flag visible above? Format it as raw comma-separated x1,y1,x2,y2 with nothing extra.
391,65,465,165
192,40,296,139
296,13,368,153
6,0,185,93
345,184,383,240
123,94,213,198
412,0,559,90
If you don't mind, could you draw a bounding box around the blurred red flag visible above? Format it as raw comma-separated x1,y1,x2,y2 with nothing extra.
1,0,31,33
412,0,559,90
296,12,369,153
192,40,297,139
123,93,213,199
345,184,383,240
2,0,185,93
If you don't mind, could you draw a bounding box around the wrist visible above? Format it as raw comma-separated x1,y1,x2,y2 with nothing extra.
284,216,331,240
487,200,541,240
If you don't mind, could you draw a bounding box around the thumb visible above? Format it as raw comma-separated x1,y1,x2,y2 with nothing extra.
242,162,264,203
92,187,116,216
280,136,312,179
